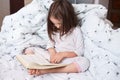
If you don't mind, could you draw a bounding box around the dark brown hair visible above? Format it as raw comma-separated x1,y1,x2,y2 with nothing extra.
47,0,78,41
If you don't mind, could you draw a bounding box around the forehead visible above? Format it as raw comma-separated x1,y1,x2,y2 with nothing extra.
50,16,61,23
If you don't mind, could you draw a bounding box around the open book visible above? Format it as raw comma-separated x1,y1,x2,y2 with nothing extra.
16,54,68,69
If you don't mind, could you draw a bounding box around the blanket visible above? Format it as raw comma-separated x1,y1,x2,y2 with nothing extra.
80,7,120,80
0,0,120,80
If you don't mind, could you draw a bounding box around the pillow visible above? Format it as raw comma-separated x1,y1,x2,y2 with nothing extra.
73,4,107,19
72,4,120,57
81,11,120,57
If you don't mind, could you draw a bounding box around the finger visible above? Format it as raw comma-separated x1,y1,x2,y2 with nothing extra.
28,69,34,75
56,59,60,63
56,56,63,63
55,59,60,63
31,69,36,75
54,58,58,63
53,59,57,63
35,70,40,75
54,56,60,63
50,58,54,63
51,58,56,63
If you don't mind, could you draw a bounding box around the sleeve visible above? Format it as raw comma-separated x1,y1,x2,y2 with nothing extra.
73,27,84,56
46,39,55,49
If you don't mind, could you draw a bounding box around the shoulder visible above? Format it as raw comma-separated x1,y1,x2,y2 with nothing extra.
73,25,82,34
67,25,82,36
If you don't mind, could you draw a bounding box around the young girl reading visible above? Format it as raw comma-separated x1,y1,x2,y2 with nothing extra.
24,0,89,76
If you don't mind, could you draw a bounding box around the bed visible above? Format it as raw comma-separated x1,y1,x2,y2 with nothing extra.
0,0,120,80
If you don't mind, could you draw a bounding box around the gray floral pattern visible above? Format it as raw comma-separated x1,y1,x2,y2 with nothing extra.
0,0,120,80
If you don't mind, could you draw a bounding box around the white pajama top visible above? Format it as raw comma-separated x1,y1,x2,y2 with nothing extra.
46,26,89,72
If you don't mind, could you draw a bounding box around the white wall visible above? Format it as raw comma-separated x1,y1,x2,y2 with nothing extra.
24,0,32,5
0,0,10,27
94,0,109,8
0,0,32,28
99,0,109,8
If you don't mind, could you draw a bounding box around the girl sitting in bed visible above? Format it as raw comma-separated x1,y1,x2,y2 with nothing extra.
24,0,89,76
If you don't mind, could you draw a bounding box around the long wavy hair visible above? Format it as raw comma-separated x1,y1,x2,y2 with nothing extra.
47,0,78,41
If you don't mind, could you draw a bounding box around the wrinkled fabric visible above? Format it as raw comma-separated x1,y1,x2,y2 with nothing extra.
0,0,120,80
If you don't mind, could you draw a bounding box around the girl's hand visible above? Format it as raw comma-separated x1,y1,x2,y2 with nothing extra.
51,52,65,63
48,48,57,63
28,69,36,75
51,51,77,63
50,53,56,63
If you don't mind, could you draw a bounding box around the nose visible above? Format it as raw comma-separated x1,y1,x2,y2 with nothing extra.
55,24,60,28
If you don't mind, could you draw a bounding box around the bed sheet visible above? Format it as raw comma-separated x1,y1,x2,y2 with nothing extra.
0,0,120,80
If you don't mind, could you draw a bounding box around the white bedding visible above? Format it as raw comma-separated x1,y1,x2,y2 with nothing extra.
81,12,120,80
0,0,120,80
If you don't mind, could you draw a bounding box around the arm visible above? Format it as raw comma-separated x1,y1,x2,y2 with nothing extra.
48,48,57,63
51,51,77,63
47,48,77,63
61,51,77,58
73,27,84,56
48,48,56,55
46,39,58,63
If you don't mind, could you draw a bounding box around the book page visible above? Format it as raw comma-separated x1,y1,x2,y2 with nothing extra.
16,54,50,65
16,54,68,69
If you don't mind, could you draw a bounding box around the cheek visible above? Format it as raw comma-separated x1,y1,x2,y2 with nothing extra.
55,24,60,28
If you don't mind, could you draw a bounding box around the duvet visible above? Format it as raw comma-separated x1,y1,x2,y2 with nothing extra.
0,0,120,80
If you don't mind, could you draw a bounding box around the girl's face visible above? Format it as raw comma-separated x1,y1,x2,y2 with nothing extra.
50,16,62,29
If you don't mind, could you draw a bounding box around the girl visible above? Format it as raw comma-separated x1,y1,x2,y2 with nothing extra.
25,0,89,76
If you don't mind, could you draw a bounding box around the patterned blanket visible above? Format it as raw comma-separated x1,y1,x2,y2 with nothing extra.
0,0,120,80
